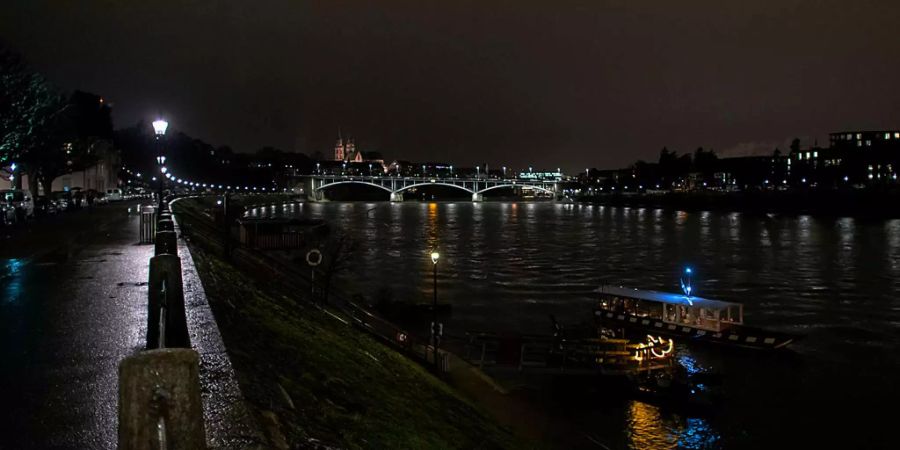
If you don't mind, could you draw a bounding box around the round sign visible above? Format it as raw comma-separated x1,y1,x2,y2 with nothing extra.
306,249,322,266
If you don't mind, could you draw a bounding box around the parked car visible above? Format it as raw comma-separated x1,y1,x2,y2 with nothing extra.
106,188,123,201
1,189,34,220
0,200,17,225
51,191,73,211
34,195,59,216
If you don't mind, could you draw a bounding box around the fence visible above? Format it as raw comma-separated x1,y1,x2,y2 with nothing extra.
119,201,206,449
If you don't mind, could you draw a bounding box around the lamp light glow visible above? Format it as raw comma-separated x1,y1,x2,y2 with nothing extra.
152,119,168,136
430,251,440,264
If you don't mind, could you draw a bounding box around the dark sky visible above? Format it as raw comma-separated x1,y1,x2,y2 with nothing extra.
3,1,899,171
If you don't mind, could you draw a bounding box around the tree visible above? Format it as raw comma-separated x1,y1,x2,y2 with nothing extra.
2,47,112,194
694,147,718,176
318,231,357,305
19,90,112,195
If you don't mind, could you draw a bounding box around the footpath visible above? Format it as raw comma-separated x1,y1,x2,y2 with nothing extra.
0,201,258,448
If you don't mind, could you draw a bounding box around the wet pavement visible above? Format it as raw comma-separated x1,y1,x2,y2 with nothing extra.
0,201,258,448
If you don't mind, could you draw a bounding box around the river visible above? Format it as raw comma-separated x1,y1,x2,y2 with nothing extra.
247,201,900,449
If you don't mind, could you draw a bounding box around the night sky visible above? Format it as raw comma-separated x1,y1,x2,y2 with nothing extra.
3,1,899,171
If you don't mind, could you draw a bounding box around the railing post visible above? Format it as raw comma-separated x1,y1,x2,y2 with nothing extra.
147,254,189,349
154,230,178,256
118,348,207,449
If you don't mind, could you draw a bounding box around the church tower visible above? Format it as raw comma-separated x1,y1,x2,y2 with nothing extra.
334,131,345,161
346,138,358,162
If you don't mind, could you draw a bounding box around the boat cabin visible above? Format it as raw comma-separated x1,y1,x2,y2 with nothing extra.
596,285,743,332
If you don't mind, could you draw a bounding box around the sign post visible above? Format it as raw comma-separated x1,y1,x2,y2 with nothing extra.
306,249,322,301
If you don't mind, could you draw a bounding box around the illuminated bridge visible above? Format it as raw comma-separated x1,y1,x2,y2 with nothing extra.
304,175,561,202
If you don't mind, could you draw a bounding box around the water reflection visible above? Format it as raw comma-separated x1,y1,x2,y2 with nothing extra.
625,401,719,450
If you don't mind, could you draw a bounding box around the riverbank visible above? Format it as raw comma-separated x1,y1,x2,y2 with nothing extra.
173,196,530,449
580,188,900,218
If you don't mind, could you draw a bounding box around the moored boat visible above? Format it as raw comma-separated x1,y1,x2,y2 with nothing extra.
594,276,800,350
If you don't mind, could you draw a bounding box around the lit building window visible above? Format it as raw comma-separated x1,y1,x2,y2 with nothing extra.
866,140,871,146
886,133,892,139
813,151,818,158
895,132,900,138
858,141,863,147
857,133,862,139
805,152,811,159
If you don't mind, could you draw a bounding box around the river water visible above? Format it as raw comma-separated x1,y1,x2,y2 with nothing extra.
247,201,900,449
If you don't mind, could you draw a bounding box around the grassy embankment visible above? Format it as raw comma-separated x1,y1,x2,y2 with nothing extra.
173,196,526,449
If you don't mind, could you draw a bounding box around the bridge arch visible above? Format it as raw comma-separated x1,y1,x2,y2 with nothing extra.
393,182,475,195
314,180,394,194
476,184,556,196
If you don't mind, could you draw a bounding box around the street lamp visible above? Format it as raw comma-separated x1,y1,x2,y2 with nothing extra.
430,250,440,370
153,119,168,209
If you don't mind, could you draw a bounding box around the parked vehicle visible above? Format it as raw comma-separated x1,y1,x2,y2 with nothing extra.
0,200,17,225
51,191,73,211
0,189,34,220
106,188,123,201
34,195,59,216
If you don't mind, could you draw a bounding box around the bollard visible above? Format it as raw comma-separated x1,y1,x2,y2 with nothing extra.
158,212,173,221
154,231,178,256
118,348,207,449
157,219,175,232
147,254,189,349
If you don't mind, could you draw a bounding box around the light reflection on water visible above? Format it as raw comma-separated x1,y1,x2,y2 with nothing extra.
626,401,720,450
248,201,900,448
1,258,25,305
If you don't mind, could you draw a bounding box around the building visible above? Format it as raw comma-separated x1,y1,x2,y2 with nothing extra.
790,130,900,186
0,140,120,194
334,133,363,163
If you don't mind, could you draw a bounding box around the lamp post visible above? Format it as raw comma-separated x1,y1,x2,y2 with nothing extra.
430,250,440,370
153,119,168,210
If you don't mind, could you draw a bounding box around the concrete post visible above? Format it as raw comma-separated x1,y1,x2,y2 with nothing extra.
118,348,207,450
147,254,189,349
471,193,483,202
154,231,178,256
390,192,404,202
157,219,175,232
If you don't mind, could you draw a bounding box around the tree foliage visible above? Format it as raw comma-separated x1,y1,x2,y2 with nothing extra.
1,47,112,193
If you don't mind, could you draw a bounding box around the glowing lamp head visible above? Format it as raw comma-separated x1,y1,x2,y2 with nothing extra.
685,267,692,274
430,251,440,264
152,119,168,136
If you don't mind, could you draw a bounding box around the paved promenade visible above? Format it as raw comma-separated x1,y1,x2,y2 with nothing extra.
0,201,257,448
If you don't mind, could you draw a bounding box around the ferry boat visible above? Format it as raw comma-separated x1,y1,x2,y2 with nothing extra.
594,270,800,350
